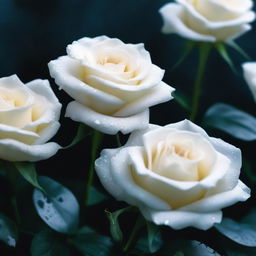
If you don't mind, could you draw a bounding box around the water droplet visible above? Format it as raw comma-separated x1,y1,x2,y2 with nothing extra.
164,220,169,225
57,197,63,203
45,216,49,220
7,236,16,247
46,197,51,204
37,200,44,209
95,120,100,125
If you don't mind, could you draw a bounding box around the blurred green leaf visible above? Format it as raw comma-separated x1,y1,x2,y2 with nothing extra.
171,41,196,71
87,186,108,206
31,229,70,256
173,91,191,111
69,226,114,256
203,103,256,141
33,176,80,234
215,218,256,247
15,162,45,192
0,213,18,247
215,42,236,73
228,41,251,60
63,123,91,149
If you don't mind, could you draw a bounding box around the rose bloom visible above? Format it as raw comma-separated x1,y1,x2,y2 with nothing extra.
159,0,255,42
48,36,174,135
0,75,61,162
95,120,250,230
243,62,256,102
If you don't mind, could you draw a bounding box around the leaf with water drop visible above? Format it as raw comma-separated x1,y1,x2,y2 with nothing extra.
0,213,18,247
159,239,220,256
33,176,80,234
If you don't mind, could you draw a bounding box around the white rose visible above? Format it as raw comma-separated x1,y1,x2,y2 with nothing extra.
242,62,256,102
0,75,61,162
159,0,255,42
48,36,174,135
95,120,250,230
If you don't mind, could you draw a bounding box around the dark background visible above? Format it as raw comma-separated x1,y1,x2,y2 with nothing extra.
0,0,255,255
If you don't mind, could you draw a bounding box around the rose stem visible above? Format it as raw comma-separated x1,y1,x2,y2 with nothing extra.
189,42,211,122
116,133,122,147
84,130,103,205
123,215,144,253
6,162,21,225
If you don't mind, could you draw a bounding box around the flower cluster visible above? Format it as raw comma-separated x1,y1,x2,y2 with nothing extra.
1,0,256,239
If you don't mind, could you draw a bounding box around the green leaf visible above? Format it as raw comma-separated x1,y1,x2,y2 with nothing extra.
87,186,108,206
15,162,45,192
105,206,133,243
33,176,80,234
173,91,191,111
160,240,220,256
63,123,90,149
146,222,163,253
203,103,256,141
215,218,256,247
31,229,70,256
228,41,251,60
69,226,114,256
171,41,196,71
215,42,236,73
0,213,18,247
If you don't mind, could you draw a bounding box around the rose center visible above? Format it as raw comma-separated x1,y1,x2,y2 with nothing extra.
0,95,16,109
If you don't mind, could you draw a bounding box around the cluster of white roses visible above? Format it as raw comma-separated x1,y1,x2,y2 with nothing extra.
1,0,255,231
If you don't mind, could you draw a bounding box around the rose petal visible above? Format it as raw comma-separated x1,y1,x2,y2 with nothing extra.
159,3,216,42
0,124,39,144
65,101,149,135
142,208,222,230
129,146,207,209
179,180,250,212
242,62,256,101
48,56,125,115
0,75,35,127
95,147,171,210
114,81,174,116
0,139,61,162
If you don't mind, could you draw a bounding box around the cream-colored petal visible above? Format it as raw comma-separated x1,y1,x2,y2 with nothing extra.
33,122,61,145
65,101,149,135
159,3,216,42
114,81,174,116
242,62,256,101
0,139,61,162
177,0,255,41
142,208,222,230
0,75,35,127
48,56,125,115
196,0,253,21
179,180,250,212
209,137,241,191
103,147,171,210
23,79,61,142
0,124,39,144
130,146,205,209
125,124,160,147
82,64,165,102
